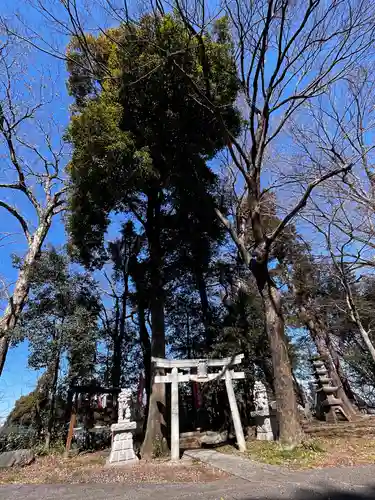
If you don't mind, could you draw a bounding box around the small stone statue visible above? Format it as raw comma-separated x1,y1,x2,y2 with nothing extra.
251,380,274,441
117,388,132,423
108,388,138,466
254,381,269,414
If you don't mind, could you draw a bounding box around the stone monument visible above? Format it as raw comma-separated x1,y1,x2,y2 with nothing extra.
311,357,350,423
250,381,274,440
107,388,138,466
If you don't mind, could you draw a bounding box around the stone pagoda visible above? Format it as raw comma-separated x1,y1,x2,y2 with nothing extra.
311,357,349,423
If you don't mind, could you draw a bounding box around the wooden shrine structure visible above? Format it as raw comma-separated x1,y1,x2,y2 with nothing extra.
153,354,246,460
64,384,121,456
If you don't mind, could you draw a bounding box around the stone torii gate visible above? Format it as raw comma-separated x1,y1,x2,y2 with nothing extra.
153,354,246,460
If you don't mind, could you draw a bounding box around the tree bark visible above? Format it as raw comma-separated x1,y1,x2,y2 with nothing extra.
261,280,303,445
292,371,306,407
141,189,166,459
298,304,357,419
111,256,130,389
111,297,121,389
327,335,356,402
45,348,61,450
141,301,166,458
137,297,151,431
111,289,128,389
195,270,213,349
340,272,375,365
0,214,53,376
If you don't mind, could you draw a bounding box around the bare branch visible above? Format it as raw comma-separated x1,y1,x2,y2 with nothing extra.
268,163,353,246
0,201,30,241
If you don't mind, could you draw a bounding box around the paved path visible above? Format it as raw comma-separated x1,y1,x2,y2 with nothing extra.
2,450,375,499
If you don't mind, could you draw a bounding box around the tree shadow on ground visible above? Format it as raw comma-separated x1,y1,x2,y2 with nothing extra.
240,486,375,500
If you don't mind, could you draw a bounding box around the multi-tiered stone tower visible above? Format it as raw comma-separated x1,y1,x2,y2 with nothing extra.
311,357,349,423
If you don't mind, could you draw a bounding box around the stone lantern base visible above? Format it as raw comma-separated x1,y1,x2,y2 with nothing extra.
107,421,138,466
250,409,275,441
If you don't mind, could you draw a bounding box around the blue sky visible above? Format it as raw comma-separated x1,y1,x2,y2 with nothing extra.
0,0,314,420
0,0,72,420
0,0,366,421
0,0,142,420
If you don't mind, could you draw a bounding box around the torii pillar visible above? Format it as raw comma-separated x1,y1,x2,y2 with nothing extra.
153,355,246,460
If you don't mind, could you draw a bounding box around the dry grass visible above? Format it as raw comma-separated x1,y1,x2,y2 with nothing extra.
218,436,375,470
0,451,227,485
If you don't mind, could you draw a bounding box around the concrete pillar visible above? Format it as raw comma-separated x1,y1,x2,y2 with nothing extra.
225,368,246,452
171,367,180,460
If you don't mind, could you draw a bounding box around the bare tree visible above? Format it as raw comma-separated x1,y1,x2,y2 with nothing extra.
307,201,375,367
167,0,375,443
12,0,375,444
294,60,375,365
0,35,66,375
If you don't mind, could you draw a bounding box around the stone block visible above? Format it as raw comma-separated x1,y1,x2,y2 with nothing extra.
107,421,138,466
200,431,228,445
118,449,136,462
0,449,35,468
119,432,132,441
109,451,119,463
113,441,123,452
111,422,136,432
122,439,133,449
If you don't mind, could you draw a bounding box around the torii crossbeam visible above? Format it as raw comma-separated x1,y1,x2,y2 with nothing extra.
152,354,246,460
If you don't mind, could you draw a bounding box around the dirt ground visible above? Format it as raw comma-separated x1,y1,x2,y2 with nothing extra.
0,451,227,485
2,436,374,484
218,436,375,469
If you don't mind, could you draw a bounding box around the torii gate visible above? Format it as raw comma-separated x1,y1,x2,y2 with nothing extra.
153,354,246,460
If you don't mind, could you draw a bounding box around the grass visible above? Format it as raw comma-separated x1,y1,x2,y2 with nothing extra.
218,436,375,470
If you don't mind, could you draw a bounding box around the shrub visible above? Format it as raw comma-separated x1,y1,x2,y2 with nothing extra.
0,426,38,451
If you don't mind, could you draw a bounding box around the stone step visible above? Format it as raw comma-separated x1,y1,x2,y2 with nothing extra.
305,426,375,438
312,361,325,368
303,417,375,429
317,387,339,394
303,418,375,438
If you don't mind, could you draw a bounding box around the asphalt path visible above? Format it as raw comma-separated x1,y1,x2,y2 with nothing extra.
2,450,375,499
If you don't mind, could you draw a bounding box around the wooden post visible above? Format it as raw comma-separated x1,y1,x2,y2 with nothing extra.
225,369,246,452
171,367,180,461
64,395,77,458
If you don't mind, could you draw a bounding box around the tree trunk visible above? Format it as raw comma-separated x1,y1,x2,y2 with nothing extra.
261,280,303,445
111,336,122,389
298,305,357,419
342,279,375,364
0,215,53,376
141,294,166,458
137,298,151,432
141,189,166,459
0,337,9,377
111,296,121,389
327,335,356,402
358,325,375,364
195,270,213,349
292,371,306,407
254,335,275,391
45,350,61,450
111,266,130,389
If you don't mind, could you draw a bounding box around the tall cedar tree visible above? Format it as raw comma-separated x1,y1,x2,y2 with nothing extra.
65,14,240,457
